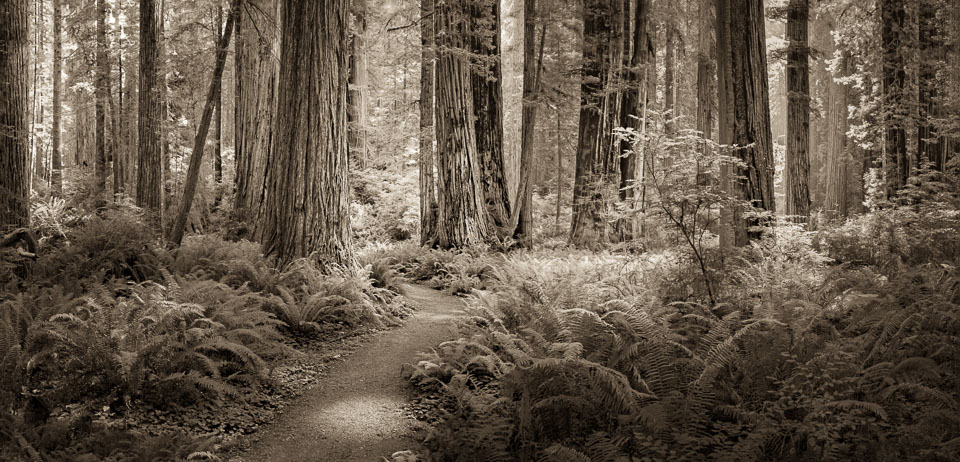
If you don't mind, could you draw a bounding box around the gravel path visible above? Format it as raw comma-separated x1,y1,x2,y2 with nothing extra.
233,284,464,462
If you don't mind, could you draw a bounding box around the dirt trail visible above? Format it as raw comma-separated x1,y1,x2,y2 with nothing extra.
233,284,464,462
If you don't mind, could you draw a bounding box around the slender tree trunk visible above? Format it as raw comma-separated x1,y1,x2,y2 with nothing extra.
472,0,511,240
516,0,545,247
556,106,562,228
784,0,810,219
419,0,437,246
1,0,28,230
880,0,907,198
695,0,714,157
665,23,676,134
724,0,776,244
51,0,62,197
261,0,352,267
138,0,164,231
347,0,368,168
570,0,613,248
213,6,223,188
233,0,279,241
716,0,736,248
917,0,945,171
95,0,109,203
167,2,237,247
433,0,489,248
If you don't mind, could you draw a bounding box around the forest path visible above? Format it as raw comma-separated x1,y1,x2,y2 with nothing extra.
232,284,464,462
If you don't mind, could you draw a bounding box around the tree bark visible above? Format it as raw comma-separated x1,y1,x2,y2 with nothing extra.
0,0,29,231
233,0,279,241
419,0,437,246
570,0,613,248
824,52,849,220
347,0,368,168
784,0,810,219
138,0,164,231
472,0,511,240
433,0,489,248
51,0,62,197
214,6,223,188
917,0,945,171
515,0,545,247
880,0,907,198
725,0,776,244
95,0,109,203
261,0,352,267
665,22,677,134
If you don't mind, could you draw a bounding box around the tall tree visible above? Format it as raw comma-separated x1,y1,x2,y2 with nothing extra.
419,0,437,245
784,0,810,219
51,0,62,197
880,0,907,198
261,0,352,266
917,0,946,171
516,0,546,247
233,0,279,241
0,0,28,230
167,1,237,247
138,0,164,231
615,0,650,241
721,0,776,244
433,0,489,248
824,51,850,220
95,0,110,201
213,5,223,189
472,0,511,240
347,0,368,168
570,0,613,247
695,0,714,166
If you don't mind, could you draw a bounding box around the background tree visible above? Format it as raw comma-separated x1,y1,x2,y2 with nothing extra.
419,0,437,245
51,0,62,197
261,0,352,266
95,0,109,202
880,0,906,198
783,0,810,219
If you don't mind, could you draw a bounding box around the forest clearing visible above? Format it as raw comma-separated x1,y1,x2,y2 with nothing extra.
1,0,960,461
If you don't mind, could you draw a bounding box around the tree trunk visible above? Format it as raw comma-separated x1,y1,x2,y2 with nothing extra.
95,0,109,203
716,0,736,248
433,0,489,248
213,6,223,188
51,0,62,197
665,23,676,134
0,0,28,231
824,52,849,220
725,0,776,244
347,0,368,169
570,0,613,248
261,0,352,267
233,0,279,241
880,0,907,198
516,0,545,247
784,0,810,219
138,0,164,231
472,0,511,240
917,0,945,171
419,0,437,246
166,2,237,248
695,0,714,176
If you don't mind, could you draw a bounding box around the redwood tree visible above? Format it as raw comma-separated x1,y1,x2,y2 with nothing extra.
138,0,164,231
51,0,62,197
880,0,907,198
261,0,352,266
0,0,29,230
419,0,437,245
784,0,810,219
95,0,109,201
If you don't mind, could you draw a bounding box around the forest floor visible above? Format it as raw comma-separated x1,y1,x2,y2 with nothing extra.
229,284,465,462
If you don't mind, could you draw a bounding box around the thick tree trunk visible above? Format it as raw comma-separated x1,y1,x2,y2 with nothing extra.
0,0,29,231
472,0,511,240
95,0,109,203
824,53,850,220
138,0,164,231
52,0,62,197
695,0,714,171
917,0,945,171
784,0,810,219
716,0,736,248
570,0,613,248
516,0,545,247
261,0,352,267
725,0,776,244
347,0,368,168
233,0,279,241
614,0,649,242
433,0,489,248
880,0,907,198
166,2,237,248
419,0,437,246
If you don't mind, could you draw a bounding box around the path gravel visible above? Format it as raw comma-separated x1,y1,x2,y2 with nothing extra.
233,284,465,462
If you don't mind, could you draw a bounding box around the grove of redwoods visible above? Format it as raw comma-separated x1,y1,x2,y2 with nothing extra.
2,0,960,460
